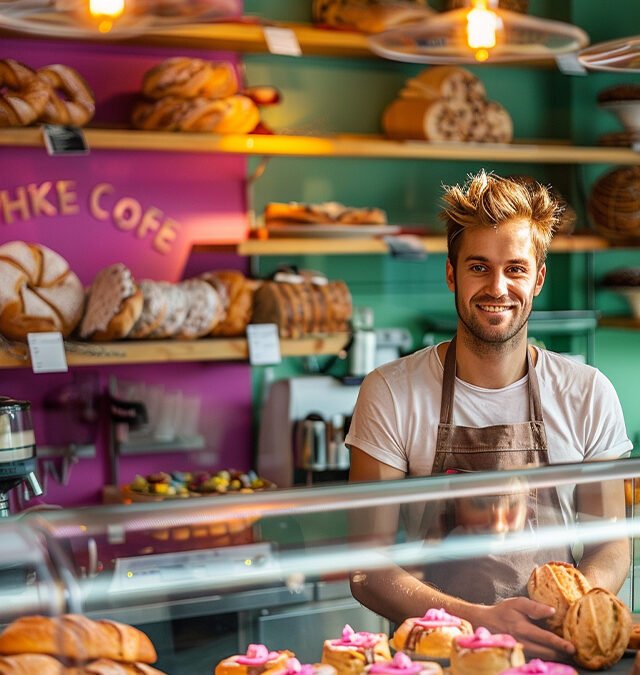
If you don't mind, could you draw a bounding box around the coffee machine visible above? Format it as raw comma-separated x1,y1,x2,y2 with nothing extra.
0,396,43,517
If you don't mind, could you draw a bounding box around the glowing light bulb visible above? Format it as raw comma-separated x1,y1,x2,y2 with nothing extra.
89,0,125,32
466,0,499,51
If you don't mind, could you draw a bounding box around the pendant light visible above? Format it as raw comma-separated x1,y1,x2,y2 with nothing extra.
0,0,240,38
369,0,589,65
578,36,640,73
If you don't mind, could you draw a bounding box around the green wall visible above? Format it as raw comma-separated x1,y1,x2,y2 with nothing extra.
245,1,640,453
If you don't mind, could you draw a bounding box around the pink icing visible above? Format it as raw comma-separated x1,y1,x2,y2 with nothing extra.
236,644,282,666
501,659,576,675
331,624,381,649
415,608,462,628
278,658,315,675
368,652,435,675
455,627,518,649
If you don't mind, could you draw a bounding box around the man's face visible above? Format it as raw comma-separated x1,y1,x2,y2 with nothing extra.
446,219,546,345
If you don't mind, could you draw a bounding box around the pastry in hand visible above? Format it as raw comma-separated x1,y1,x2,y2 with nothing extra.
365,651,442,675
500,659,577,674
562,587,631,670
449,627,524,675
215,644,294,675
390,608,472,658
321,625,391,675
527,561,591,635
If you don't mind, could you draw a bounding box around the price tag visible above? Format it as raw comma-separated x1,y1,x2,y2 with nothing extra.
27,332,68,373
263,27,302,56
246,324,282,366
42,124,89,156
555,53,588,76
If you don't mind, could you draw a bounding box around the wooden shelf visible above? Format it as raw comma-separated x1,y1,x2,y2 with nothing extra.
598,317,640,330
3,128,640,165
193,234,611,257
0,334,350,369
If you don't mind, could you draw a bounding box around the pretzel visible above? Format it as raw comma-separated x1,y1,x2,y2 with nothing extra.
0,59,51,127
37,64,96,127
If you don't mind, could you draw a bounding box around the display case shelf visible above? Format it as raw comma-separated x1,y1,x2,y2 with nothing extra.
0,333,350,369
599,317,640,330
3,128,640,165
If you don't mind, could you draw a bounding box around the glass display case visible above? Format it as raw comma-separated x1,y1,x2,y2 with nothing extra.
1,458,640,674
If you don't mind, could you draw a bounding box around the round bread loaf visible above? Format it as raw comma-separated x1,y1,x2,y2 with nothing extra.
203,270,259,337
527,561,591,636
563,587,631,670
79,263,143,341
129,280,168,339
147,282,188,339
175,279,222,339
0,240,85,340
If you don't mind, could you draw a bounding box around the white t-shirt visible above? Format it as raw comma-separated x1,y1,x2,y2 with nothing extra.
346,344,632,519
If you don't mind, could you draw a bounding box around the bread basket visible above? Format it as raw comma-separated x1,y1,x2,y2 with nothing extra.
587,166,640,241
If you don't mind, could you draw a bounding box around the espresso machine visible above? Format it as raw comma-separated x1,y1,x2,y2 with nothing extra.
0,396,43,517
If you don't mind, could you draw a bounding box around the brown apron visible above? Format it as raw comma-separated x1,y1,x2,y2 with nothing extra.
424,336,572,604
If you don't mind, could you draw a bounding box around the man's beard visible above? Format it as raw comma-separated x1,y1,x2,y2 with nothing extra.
454,291,533,354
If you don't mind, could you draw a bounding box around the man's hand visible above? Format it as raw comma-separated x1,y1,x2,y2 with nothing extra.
468,597,576,660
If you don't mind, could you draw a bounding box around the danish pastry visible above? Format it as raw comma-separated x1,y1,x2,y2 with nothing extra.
266,657,337,675
141,57,238,100
321,625,391,675
215,644,294,675
365,652,442,675
527,562,591,635
449,627,524,675
390,608,472,659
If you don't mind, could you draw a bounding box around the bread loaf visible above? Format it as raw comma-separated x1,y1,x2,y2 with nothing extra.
527,561,591,635
202,270,259,337
312,0,434,33
563,588,631,670
175,279,222,339
79,264,143,341
128,280,168,339
0,615,157,664
71,660,166,674
0,241,84,341
264,202,387,226
0,653,65,674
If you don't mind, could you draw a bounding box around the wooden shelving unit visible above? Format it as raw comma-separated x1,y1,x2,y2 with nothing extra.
0,333,350,369
3,128,640,165
598,317,640,330
193,233,610,256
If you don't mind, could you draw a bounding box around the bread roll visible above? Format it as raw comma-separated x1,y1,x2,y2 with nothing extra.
0,615,157,664
321,625,391,675
562,588,631,670
79,263,143,341
312,0,434,34
0,240,84,340
0,653,65,674
141,57,238,100
527,561,591,635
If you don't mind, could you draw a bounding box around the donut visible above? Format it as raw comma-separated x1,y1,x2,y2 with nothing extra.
215,644,294,675
527,562,591,636
450,627,525,675
562,588,631,670
79,263,143,341
390,608,473,659
0,240,85,340
141,57,238,100
0,59,51,127
321,625,391,675
36,64,96,127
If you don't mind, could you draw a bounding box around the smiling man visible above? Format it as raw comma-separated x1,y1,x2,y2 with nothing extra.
345,171,632,659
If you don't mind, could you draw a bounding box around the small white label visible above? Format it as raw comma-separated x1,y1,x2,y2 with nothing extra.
246,324,282,366
27,332,68,373
556,53,588,76
263,27,302,57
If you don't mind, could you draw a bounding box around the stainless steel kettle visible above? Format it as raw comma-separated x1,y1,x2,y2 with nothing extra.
294,413,328,472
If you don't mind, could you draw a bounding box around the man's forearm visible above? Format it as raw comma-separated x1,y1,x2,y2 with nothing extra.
578,538,630,593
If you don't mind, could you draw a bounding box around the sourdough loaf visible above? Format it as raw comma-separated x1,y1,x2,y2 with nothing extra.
0,241,84,341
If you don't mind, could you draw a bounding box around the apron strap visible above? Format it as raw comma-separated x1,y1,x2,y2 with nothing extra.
439,337,545,425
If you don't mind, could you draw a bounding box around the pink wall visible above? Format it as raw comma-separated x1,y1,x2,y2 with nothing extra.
0,35,255,508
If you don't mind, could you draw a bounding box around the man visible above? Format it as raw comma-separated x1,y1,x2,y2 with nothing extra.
345,171,632,659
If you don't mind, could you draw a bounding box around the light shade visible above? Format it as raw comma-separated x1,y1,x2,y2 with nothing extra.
579,36,640,73
369,4,589,65
0,0,241,39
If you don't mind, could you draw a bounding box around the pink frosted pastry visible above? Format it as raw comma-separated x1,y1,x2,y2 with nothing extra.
366,651,443,675
390,608,473,658
216,644,295,675
321,625,391,675
266,657,338,675
450,627,524,675
500,659,578,675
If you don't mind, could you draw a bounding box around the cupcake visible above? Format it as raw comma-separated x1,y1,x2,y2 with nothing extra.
450,627,524,675
500,659,578,674
267,657,338,675
216,644,295,675
390,608,473,658
321,625,392,675
366,651,443,675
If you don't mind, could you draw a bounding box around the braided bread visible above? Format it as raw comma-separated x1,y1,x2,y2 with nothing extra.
132,95,260,134
0,59,51,127
141,57,238,100
37,64,95,127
